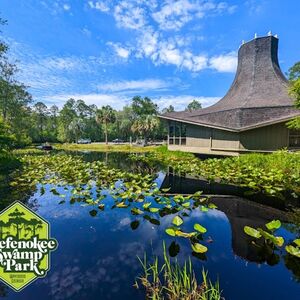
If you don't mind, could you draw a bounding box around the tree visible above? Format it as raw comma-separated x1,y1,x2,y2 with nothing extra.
33,102,49,142
69,118,85,143
131,96,158,116
287,62,300,129
162,105,175,113
0,17,32,147
131,115,160,142
57,99,77,142
288,62,300,81
130,96,159,142
185,100,202,112
0,117,15,150
95,105,116,144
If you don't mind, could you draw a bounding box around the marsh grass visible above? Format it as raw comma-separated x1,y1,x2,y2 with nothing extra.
135,244,223,300
53,143,158,152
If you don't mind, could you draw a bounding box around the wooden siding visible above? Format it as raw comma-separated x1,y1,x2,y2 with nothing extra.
211,129,239,149
240,123,288,150
186,124,211,147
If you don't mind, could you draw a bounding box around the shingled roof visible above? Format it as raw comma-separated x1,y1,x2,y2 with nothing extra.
160,36,300,132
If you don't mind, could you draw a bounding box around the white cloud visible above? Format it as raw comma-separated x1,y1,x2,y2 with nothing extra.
152,0,237,31
113,1,146,30
154,95,219,110
97,79,170,92
88,1,110,12
41,93,129,110
63,4,71,11
107,42,131,59
209,52,237,72
40,93,220,111
88,1,238,73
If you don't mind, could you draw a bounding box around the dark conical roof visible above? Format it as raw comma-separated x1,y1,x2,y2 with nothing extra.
161,36,300,131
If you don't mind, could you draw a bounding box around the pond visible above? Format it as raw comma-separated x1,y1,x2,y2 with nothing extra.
0,151,299,300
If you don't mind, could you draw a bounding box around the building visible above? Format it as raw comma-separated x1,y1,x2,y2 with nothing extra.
159,35,300,155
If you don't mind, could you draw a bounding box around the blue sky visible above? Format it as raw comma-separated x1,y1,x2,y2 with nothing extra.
0,0,299,110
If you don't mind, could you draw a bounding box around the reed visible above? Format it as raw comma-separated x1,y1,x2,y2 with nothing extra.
135,243,223,300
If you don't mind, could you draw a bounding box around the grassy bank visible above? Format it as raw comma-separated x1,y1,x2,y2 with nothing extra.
53,143,159,153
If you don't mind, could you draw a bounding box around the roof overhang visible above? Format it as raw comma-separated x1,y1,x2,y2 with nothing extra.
158,113,300,132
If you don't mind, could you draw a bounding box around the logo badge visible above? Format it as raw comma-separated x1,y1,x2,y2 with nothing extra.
0,201,58,291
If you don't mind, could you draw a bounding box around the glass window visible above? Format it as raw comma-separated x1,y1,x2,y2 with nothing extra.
169,124,174,137
181,124,186,137
175,123,180,137
289,129,300,148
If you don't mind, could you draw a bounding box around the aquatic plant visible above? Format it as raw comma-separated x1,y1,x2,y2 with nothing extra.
8,152,216,255
135,243,223,300
244,220,300,260
130,149,300,198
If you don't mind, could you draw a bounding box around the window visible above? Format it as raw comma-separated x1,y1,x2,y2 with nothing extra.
289,129,300,148
168,121,187,146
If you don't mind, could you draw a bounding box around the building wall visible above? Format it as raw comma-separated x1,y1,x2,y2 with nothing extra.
185,124,240,150
167,121,291,155
186,124,211,147
239,122,289,150
211,129,240,149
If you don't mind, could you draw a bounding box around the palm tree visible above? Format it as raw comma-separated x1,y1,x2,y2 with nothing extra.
131,115,159,143
95,106,116,144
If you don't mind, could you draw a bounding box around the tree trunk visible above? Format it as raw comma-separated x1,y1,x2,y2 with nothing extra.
105,121,108,145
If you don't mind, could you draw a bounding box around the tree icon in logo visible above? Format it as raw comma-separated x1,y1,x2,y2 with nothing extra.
0,201,58,291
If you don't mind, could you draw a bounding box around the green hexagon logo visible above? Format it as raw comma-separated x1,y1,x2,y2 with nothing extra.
0,201,58,291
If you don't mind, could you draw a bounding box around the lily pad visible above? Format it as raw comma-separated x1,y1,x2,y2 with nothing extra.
285,245,300,258
172,216,183,226
165,228,176,237
244,226,262,239
265,220,281,231
191,243,208,253
194,223,207,234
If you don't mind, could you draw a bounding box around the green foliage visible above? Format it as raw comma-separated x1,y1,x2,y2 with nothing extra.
0,151,20,172
130,149,300,198
185,99,202,112
162,105,175,113
0,20,32,147
8,152,217,254
288,61,300,81
287,62,300,129
135,243,222,300
244,219,300,260
0,117,15,150
95,105,116,144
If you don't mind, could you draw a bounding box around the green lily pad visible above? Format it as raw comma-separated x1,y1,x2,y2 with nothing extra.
244,226,262,238
265,220,281,231
149,207,160,213
172,216,183,226
165,228,176,237
285,245,300,258
293,239,300,247
194,223,207,234
191,243,208,253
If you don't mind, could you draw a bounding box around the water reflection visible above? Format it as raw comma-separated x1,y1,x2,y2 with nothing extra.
0,152,299,300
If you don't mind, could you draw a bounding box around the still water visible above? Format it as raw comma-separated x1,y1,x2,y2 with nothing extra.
0,152,299,300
